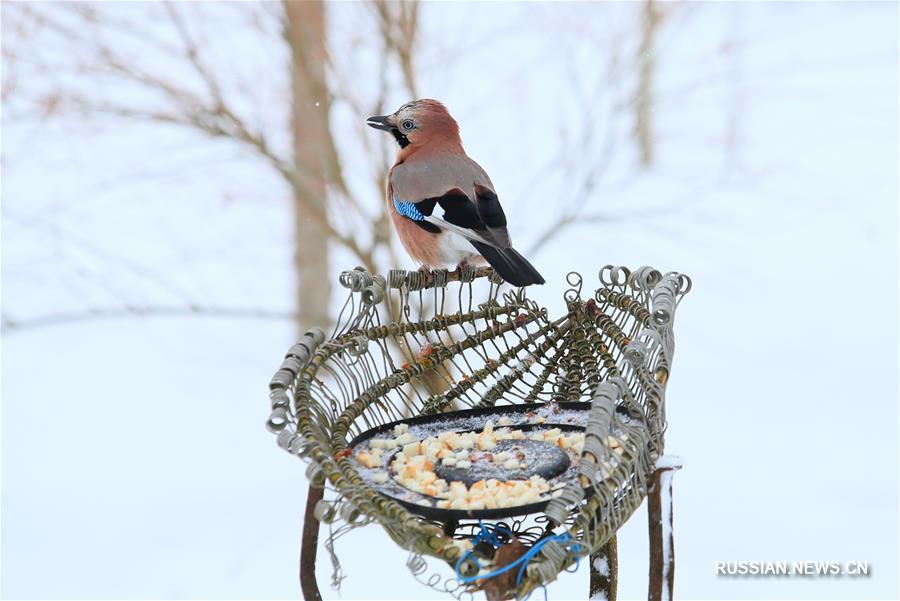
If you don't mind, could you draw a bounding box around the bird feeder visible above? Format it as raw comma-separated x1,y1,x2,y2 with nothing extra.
267,265,690,601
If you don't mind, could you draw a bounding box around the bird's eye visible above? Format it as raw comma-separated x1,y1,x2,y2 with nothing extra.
401,119,415,131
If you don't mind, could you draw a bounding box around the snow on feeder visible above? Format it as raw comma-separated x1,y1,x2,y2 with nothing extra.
267,265,690,601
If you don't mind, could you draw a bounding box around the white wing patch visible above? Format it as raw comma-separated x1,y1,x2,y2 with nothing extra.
423,215,495,247
434,229,481,266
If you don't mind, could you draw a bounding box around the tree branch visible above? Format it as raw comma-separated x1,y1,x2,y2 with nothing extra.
13,2,378,272
1,305,300,334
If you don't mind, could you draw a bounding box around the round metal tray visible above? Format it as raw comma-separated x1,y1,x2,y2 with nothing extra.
348,402,594,520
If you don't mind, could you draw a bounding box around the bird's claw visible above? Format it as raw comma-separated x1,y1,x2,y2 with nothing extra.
417,266,434,286
452,260,470,279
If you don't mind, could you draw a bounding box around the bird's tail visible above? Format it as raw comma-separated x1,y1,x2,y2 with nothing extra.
470,241,546,287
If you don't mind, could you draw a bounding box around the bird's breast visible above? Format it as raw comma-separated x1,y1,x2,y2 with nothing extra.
389,210,479,268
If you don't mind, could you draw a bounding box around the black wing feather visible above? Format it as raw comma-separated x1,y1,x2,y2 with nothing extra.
402,189,545,286
474,186,507,228
470,241,546,287
435,191,486,231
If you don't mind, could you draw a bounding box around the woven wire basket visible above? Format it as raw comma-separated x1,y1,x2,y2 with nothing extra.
267,265,690,599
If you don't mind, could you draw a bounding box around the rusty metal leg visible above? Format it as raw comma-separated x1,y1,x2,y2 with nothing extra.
589,534,618,601
300,484,324,601
647,460,681,601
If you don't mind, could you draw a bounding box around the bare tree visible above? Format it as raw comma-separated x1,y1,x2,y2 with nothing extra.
285,0,336,331
634,0,662,168
3,0,711,339
1,1,421,334
371,0,420,98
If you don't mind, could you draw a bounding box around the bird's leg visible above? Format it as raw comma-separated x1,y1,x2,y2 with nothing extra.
452,259,469,279
417,265,434,286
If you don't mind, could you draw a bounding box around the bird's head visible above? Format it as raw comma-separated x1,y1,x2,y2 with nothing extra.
366,99,462,151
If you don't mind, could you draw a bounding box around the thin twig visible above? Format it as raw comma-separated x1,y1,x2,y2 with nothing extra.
1,305,300,334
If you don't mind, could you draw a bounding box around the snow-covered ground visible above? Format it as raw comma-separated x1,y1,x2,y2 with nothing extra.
2,2,897,599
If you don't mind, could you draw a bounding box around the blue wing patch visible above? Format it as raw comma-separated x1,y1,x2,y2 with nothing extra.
393,196,426,221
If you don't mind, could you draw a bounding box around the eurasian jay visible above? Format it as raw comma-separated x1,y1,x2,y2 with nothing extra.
367,99,545,287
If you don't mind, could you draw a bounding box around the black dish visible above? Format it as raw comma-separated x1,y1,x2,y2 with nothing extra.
348,402,593,520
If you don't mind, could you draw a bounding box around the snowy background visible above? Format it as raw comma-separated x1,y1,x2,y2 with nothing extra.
2,2,898,600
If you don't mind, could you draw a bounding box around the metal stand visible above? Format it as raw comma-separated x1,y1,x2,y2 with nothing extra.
300,484,324,601
298,496,685,601
589,535,618,601
647,461,681,601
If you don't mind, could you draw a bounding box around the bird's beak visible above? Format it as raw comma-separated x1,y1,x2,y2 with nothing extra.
366,115,395,131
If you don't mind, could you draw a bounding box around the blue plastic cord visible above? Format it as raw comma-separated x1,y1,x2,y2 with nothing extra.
453,522,583,601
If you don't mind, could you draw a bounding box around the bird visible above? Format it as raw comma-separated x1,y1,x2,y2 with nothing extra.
366,99,545,287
